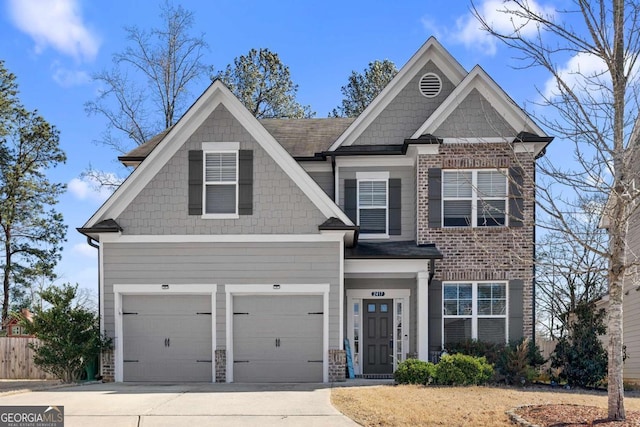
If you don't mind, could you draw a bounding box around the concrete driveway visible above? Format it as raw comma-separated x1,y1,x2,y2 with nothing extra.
0,382,360,426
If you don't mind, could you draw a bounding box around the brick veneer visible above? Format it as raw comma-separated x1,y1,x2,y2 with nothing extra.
417,143,536,339
101,349,115,382
329,349,346,382
215,349,226,383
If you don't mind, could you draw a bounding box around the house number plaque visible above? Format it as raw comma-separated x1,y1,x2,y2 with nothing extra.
371,291,385,297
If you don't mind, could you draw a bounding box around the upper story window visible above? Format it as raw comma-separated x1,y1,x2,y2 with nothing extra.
356,172,389,238
204,151,238,216
442,170,507,227
443,282,507,345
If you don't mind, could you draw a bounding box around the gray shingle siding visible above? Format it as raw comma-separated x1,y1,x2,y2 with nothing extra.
117,105,327,235
352,61,455,146
307,171,334,198
102,241,341,349
433,88,516,138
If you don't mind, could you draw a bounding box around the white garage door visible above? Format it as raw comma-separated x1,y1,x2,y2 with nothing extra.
233,295,323,382
122,295,212,382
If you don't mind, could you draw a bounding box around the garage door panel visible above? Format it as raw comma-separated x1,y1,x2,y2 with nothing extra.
233,295,323,383
233,361,322,383
122,295,212,382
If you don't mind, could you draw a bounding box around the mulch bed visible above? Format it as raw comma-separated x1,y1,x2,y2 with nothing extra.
514,404,640,426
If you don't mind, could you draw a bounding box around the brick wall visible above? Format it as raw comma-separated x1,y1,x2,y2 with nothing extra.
101,349,114,382
329,349,346,382
417,143,536,339
215,349,226,383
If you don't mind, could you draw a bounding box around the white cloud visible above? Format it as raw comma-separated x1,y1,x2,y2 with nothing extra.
450,0,555,56
542,52,608,100
7,0,100,62
72,243,97,258
68,175,117,203
51,62,91,87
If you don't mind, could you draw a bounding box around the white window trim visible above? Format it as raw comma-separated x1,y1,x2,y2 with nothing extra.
441,281,508,347
356,173,390,239
441,169,508,228
202,149,239,219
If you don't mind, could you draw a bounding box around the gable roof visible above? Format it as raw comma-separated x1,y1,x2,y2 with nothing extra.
411,65,546,139
327,37,468,151
83,80,354,229
120,118,355,164
261,118,354,157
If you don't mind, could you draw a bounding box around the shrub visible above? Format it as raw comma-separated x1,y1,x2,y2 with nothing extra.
496,339,539,385
22,284,112,383
394,358,436,385
446,339,504,365
434,354,493,386
550,301,607,388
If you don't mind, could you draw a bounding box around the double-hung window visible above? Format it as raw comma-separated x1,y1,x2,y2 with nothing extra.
442,282,507,345
357,172,388,237
442,170,507,227
204,151,238,215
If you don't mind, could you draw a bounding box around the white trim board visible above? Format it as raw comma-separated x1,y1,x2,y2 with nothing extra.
83,80,353,230
224,284,331,383
99,233,345,244
112,284,218,383
345,259,430,274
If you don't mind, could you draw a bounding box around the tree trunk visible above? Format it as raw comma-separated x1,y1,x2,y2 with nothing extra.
2,230,10,328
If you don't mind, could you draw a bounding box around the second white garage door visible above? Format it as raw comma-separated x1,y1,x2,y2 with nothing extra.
233,295,323,382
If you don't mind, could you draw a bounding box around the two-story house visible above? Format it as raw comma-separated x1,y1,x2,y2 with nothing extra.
79,37,552,383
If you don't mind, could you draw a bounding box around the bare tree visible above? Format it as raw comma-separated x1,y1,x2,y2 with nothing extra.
474,0,640,419
85,0,208,153
536,195,608,339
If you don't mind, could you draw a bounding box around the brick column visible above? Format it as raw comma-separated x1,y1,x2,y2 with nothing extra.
101,349,115,382
329,349,346,382
215,349,226,383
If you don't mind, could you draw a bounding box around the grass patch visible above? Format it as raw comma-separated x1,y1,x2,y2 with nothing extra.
331,384,640,426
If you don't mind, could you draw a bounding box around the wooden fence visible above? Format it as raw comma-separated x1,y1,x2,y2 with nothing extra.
0,337,56,379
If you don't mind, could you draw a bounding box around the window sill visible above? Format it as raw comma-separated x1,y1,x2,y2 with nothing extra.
359,233,390,240
201,214,240,220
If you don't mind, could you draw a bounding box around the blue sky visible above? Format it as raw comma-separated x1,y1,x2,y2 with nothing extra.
0,0,566,299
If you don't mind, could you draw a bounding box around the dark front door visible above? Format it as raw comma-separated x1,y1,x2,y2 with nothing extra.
363,299,393,374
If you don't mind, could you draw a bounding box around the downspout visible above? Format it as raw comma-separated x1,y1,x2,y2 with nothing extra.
428,259,436,285
86,236,100,325
330,154,337,202
532,166,537,346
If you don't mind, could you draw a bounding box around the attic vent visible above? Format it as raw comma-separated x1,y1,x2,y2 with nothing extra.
419,73,442,98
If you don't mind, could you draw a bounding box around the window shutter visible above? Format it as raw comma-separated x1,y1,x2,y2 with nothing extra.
428,168,442,228
344,179,357,223
389,178,401,235
509,167,524,227
238,150,253,215
188,150,203,215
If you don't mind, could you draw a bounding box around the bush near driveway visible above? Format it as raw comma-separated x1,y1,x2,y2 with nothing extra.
394,354,493,386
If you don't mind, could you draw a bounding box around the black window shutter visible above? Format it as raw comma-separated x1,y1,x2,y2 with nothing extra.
509,167,524,227
188,150,203,215
428,168,442,228
344,179,357,223
389,178,401,235
238,150,253,215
